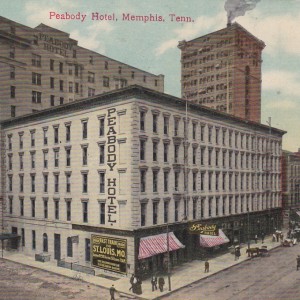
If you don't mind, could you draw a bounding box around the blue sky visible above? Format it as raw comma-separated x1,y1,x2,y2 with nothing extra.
2,0,300,151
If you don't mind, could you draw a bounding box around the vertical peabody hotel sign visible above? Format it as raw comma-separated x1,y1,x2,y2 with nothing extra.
91,108,128,274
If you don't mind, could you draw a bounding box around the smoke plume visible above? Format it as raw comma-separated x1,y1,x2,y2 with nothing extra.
225,0,260,24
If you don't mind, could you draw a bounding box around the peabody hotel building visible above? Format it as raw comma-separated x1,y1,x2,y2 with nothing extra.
1,85,285,278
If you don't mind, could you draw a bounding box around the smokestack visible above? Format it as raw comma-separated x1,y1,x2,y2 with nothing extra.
224,0,260,25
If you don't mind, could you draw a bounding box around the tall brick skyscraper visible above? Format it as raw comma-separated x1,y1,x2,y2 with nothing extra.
178,22,265,123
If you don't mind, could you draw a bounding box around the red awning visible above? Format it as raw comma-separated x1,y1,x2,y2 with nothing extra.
199,229,229,248
138,232,185,260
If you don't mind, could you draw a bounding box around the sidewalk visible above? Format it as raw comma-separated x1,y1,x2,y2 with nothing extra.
1,234,285,300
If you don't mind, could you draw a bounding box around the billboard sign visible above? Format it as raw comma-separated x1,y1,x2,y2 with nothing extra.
188,222,219,236
91,235,127,274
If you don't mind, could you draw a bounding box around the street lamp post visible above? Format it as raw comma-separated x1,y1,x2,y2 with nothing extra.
247,207,250,250
166,222,171,291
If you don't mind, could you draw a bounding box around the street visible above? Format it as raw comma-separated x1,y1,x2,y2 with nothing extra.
0,259,112,300
161,244,300,300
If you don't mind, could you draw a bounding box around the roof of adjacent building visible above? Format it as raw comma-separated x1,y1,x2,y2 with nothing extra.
0,85,286,136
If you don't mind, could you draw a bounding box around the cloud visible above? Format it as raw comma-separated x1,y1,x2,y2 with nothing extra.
263,70,300,97
70,22,114,53
155,12,226,56
236,11,300,56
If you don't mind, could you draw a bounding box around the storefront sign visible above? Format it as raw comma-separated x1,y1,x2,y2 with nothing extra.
188,222,219,236
91,235,127,274
106,108,118,225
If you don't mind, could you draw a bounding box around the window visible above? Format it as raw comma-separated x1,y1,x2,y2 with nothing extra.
19,175,24,193
164,171,169,192
8,175,13,192
208,126,212,143
174,144,179,163
89,56,94,64
88,88,95,96
43,128,48,145
118,66,122,74
153,141,158,161
141,202,147,226
11,86,16,98
131,71,135,79
82,173,88,193
200,125,205,141
140,111,145,131
10,46,15,59
164,143,168,162
11,105,16,117
88,72,95,83
19,197,24,216
32,54,41,67
50,95,55,106
65,124,71,142
31,198,35,218
140,169,146,192
75,65,79,77
31,175,35,193
8,197,13,214
143,75,146,82
68,81,73,93
140,140,146,161
66,173,71,193
164,116,169,135
73,50,77,58
99,172,105,193
100,203,105,224
66,148,71,167
32,72,41,85
31,152,35,169
153,114,158,133
82,146,88,165
105,61,108,70
164,201,169,223
8,154,13,170
216,128,219,144
41,233,48,252
59,80,64,92
54,174,59,193
99,118,105,136
82,121,88,139
54,126,59,144
75,83,79,94
175,201,179,222
174,171,179,191
54,200,59,219
83,202,88,223
208,148,212,166
208,172,212,191
67,237,73,257
193,147,197,164
99,144,105,164
21,228,25,247
44,200,48,219
30,131,35,147
10,65,15,79
59,62,63,74
32,230,36,250
50,59,54,71
193,172,197,191
43,174,48,193
216,173,220,191
32,91,42,103
66,201,71,221
43,151,48,169
19,153,24,170
54,149,59,168
153,202,158,225
200,147,205,165
174,119,179,136
192,123,197,140
153,170,158,192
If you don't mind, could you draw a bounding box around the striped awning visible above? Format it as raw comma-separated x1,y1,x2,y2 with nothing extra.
199,229,229,248
138,232,185,260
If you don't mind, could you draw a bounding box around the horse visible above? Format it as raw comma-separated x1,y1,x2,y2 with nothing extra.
246,247,259,258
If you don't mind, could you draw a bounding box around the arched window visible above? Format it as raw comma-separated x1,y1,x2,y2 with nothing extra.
43,233,48,252
67,237,73,257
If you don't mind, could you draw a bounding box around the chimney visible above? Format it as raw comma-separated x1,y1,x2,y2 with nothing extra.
227,16,231,27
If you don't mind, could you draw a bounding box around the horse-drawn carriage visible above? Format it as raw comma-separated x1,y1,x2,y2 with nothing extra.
246,246,270,257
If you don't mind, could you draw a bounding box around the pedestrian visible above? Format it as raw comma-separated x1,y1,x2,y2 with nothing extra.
132,275,138,294
297,255,300,271
135,276,142,295
235,247,241,261
129,274,135,291
204,260,209,273
261,232,265,243
110,284,116,300
280,233,284,243
254,234,258,244
272,233,276,242
158,276,165,292
151,275,157,291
